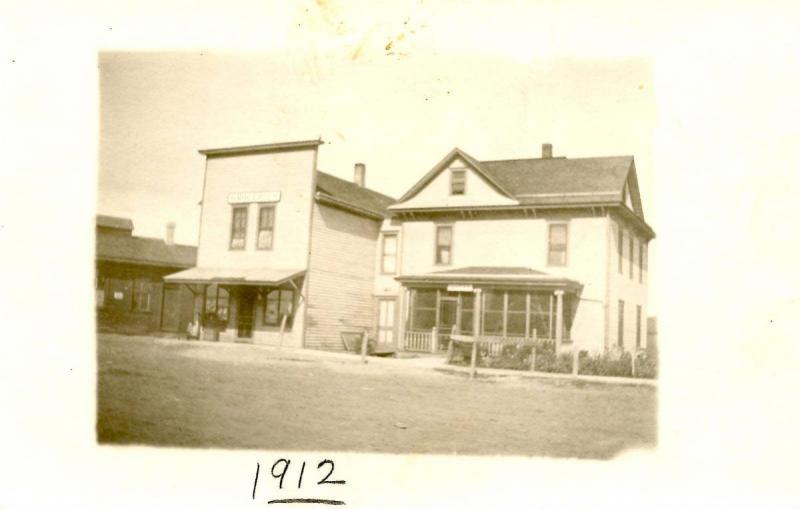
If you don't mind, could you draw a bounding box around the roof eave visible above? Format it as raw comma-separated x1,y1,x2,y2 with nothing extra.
199,139,323,157
315,192,387,220
96,255,195,269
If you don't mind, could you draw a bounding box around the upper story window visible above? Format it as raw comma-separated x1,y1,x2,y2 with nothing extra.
618,227,624,274
547,223,568,266
450,169,466,195
629,236,635,279
230,206,248,250
641,242,648,283
381,233,398,274
257,205,275,250
435,225,452,265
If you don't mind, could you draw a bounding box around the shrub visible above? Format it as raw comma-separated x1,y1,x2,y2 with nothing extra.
634,351,658,379
535,350,573,374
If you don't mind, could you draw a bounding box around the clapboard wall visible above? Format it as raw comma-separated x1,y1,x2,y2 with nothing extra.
304,202,381,350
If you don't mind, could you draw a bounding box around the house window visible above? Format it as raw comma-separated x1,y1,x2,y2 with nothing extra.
636,305,642,349
435,225,452,265
256,206,275,250
230,206,248,250
617,300,625,347
629,236,634,279
450,169,466,195
133,279,152,312
548,223,568,266
381,233,398,274
638,242,644,283
264,287,295,327
642,243,648,283
204,284,229,321
618,228,624,274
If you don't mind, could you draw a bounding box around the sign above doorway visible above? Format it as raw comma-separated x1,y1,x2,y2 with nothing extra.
447,284,474,292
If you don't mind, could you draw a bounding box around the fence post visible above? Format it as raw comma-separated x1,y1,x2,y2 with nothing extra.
431,326,438,354
360,330,368,364
470,339,478,379
529,329,537,371
446,336,454,362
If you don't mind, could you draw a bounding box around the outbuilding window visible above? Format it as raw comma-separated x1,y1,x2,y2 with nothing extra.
257,206,275,250
133,279,152,312
548,223,568,266
435,225,452,265
230,206,248,250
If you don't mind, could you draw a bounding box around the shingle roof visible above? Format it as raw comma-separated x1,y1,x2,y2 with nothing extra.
96,216,197,269
315,171,395,218
396,265,582,289
96,214,134,231
479,156,633,204
433,266,549,276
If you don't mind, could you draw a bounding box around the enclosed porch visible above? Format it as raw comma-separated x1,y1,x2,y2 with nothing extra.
397,267,582,354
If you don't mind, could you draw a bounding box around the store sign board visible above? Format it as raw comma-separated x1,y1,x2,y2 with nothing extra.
447,284,474,292
227,191,281,204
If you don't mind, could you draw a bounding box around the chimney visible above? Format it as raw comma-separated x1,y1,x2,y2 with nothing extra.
165,222,175,245
354,163,366,187
541,143,553,159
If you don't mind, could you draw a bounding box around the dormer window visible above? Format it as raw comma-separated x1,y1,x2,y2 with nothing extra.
450,169,466,195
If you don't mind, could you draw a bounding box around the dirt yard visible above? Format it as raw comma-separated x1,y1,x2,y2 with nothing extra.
96,334,656,459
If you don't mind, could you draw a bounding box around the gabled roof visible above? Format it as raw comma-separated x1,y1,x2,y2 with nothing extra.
315,171,395,219
395,147,515,204
391,147,647,222
96,215,197,269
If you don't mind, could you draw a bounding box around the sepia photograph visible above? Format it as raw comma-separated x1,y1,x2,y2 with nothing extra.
4,1,800,507
96,52,656,459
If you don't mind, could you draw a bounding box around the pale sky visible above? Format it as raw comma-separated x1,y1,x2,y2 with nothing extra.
98,51,656,304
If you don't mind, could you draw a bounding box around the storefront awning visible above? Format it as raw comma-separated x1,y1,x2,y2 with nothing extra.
164,267,305,286
396,266,582,291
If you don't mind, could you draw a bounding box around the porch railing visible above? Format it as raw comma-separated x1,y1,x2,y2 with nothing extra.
404,329,433,352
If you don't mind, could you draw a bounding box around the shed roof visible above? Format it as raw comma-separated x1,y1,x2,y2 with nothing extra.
164,266,304,286
96,214,134,231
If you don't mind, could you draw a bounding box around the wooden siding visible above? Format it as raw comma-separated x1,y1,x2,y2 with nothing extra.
305,203,381,351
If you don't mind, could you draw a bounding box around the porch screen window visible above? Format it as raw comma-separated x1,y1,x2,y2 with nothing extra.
617,300,625,347
529,293,551,338
410,289,437,330
257,206,275,250
204,284,229,321
435,225,452,265
133,279,152,312
381,233,398,274
482,290,504,335
459,293,474,334
548,224,568,266
450,169,466,195
636,305,642,348
506,291,527,336
264,288,295,327
230,206,248,250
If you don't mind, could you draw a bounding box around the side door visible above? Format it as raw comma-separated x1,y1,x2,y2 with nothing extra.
376,298,397,350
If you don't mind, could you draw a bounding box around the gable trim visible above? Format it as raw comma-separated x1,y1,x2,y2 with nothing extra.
394,148,516,204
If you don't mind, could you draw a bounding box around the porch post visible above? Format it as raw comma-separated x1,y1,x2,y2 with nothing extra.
470,288,482,379
554,290,564,350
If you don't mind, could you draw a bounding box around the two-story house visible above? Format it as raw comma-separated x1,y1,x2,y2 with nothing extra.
373,143,655,355
165,139,395,349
